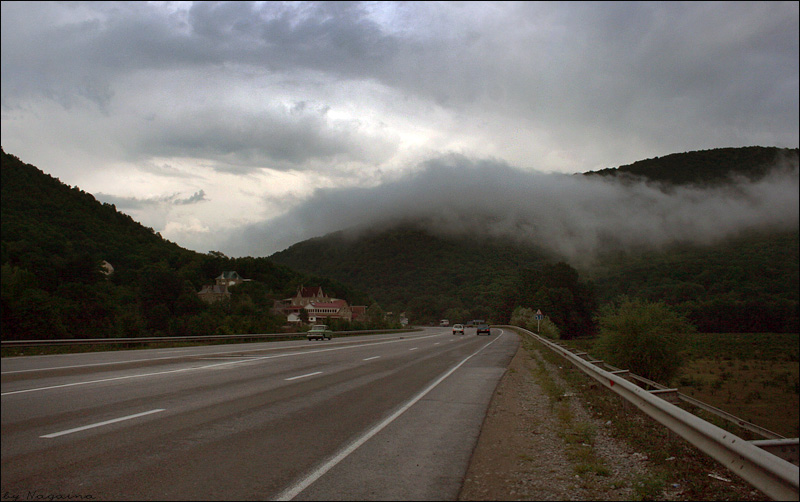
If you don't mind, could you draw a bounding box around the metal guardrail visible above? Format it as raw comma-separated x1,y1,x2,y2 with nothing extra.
0,329,417,348
614,365,787,441
501,325,800,501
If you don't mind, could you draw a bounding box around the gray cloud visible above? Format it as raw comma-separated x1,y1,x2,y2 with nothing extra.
96,189,207,210
227,155,799,261
135,102,395,171
175,190,208,205
1,1,797,256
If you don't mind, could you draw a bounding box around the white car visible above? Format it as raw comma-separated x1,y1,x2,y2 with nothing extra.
452,324,465,335
307,324,333,340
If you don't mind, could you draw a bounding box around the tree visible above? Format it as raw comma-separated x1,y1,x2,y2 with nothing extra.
501,262,595,338
593,297,695,385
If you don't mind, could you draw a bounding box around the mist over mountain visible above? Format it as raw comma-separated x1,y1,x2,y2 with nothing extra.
239,147,798,262
2,146,797,338
269,147,798,331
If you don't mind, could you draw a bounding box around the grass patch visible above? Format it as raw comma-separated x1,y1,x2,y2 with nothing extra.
524,337,611,479
561,332,799,438
518,329,771,500
631,472,668,501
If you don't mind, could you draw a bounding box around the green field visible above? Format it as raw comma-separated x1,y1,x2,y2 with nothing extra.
564,332,799,438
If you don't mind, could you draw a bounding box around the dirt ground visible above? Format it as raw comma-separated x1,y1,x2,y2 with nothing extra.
457,339,768,501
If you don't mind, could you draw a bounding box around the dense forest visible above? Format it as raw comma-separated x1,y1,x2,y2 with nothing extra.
584,146,798,187
1,148,392,341
587,230,798,333
271,223,553,325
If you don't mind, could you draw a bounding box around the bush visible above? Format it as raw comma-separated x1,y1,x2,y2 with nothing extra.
510,306,562,339
539,317,561,339
593,297,695,385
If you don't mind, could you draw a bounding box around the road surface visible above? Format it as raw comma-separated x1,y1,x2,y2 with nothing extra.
1,327,518,501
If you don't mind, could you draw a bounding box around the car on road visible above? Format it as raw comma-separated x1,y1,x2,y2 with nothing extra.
476,323,491,336
452,323,465,335
307,324,333,340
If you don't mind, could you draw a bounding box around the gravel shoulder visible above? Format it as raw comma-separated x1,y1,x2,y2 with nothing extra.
457,333,768,501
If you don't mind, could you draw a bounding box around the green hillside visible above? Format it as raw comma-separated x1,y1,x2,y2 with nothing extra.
584,146,798,186
587,230,798,333
1,148,379,341
270,223,553,323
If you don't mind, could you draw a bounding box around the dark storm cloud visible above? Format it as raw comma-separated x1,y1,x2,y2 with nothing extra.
186,1,397,73
137,103,392,171
228,155,799,259
1,1,401,169
1,1,395,103
2,1,796,171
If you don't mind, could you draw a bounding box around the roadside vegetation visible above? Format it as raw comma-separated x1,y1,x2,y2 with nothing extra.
563,331,799,439
592,297,694,385
520,329,774,501
523,336,611,480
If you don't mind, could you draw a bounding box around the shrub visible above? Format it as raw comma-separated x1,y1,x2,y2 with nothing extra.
539,317,561,339
510,306,561,339
594,297,695,385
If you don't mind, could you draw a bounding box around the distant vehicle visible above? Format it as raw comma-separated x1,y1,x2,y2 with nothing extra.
476,323,491,336
440,319,449,327
452,324,465,335
307,324,333,341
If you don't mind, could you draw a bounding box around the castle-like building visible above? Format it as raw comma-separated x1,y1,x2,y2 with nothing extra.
273,285,366,324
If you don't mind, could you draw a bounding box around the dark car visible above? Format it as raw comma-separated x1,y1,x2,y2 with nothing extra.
476,323,491,335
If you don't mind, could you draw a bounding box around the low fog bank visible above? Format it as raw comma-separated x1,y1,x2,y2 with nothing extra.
230,155,799,261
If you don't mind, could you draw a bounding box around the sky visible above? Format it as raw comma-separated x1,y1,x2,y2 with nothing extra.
2,1,798,259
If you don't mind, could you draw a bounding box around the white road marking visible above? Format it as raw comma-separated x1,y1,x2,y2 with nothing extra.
285,371,323,381
274,330,505,501
41,409,165,438
1,334,446,396
362,356,381,361
1,333,441,376
409,347,418,351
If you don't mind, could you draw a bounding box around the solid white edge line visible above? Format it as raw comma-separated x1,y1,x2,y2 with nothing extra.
274,330,505,501
41,409,166,438
362,356,381,361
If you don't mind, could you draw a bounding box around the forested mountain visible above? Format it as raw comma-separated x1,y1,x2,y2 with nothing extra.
584,146,798,186
3,146,797,341
272,147,799,334
270,224,553,324
587,230,798,333
1,148,379,341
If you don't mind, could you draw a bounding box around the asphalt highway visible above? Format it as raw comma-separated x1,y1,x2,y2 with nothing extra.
1,327,519,501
